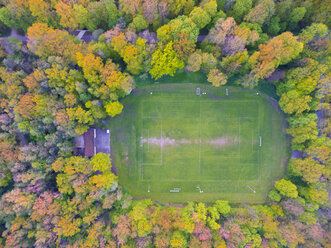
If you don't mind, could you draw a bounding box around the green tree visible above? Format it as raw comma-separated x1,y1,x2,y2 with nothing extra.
157,15,199,43
288,158,324,184
128,200,153,237
220,50,251,76
305,185,328,205
244,0,274,26
300,23,329,44
105,101,123,117
170,231,187,248
299,23,329,60
266,16,281,35
232,0,253,22
87,1,109,31
189,7,211,29
149,41,184,79
111,34,149,75
0,164,11,187
279,90,312,115
274,179,298,198
90,153,112,172
203,0,218,17
168,0,193,17
73,5,89,30
214,200,231,217
66,106,94,125
287,115,318,150
105,1,119,29
268,189,281,202
0,8,13,29
0,2,32,32
288,7,306,30
132,14,148,31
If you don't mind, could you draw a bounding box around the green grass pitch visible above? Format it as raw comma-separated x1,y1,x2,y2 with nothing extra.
110,83,289,203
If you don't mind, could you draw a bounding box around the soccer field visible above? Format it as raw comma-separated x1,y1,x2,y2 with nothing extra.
110,84,289,203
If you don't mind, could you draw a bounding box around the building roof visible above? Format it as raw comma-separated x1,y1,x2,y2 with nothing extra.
74,128,111,158
95,129,111,154
84,128,95,157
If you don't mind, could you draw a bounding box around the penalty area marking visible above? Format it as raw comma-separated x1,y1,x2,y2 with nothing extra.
147,130,150,152
140,100,262,183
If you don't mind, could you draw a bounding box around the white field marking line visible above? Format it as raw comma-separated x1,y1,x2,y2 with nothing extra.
237,116,261,182
141,164,144,181
206,156,241,159
141,129,144,181
247,185,256,193
257,150,260,183
148,129,150,152
244,101,262,182
141,164,260,181
143,115,197,119
140,103,144,181
160,118,163,165
239,117,241,164
198,100,202,181
140,100,164,181
238,118,259,152
252,130,254,152
140,100,260,104
141,178,260,182
257,100,261,183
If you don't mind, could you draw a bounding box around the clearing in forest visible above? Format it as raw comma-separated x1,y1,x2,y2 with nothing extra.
110,83,289,203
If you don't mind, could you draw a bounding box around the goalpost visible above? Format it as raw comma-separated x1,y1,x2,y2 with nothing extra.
259,136,262,147
247,185,256,193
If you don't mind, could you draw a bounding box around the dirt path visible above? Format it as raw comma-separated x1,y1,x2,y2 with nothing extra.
1,28,208,43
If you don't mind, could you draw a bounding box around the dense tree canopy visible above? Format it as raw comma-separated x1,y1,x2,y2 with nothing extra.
0,0,330,247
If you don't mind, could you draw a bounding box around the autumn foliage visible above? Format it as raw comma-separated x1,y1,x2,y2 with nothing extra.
0,0,329,247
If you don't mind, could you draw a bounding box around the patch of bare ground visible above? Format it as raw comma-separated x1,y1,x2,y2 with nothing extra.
140,136,234,147
206,136,237,146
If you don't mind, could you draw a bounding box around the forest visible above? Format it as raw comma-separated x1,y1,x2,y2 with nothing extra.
0,0,330,247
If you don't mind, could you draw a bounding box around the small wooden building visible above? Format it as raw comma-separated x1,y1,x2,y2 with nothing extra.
74,128,110,157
